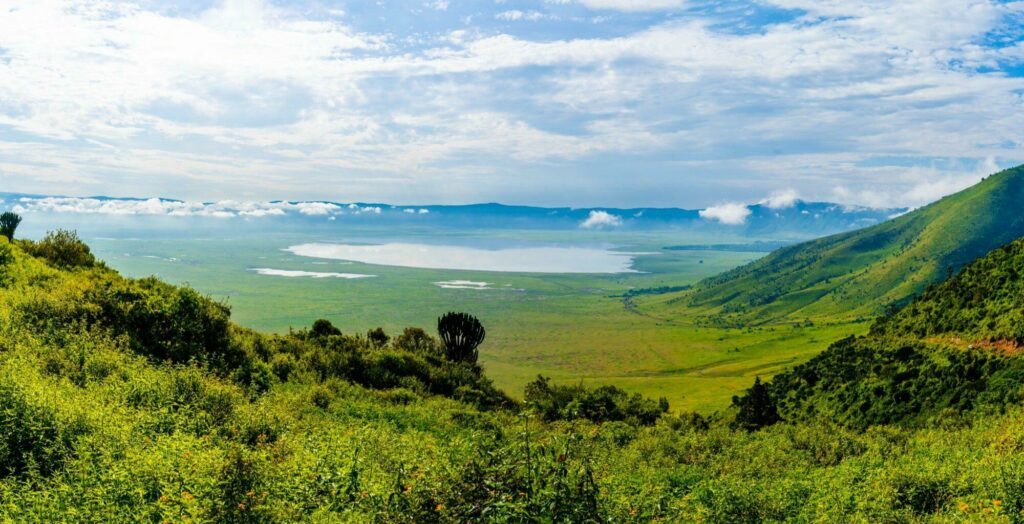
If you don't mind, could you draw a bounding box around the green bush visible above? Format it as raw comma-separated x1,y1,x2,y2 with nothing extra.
524,375,667,425
0,380,89,477
24,229,96,269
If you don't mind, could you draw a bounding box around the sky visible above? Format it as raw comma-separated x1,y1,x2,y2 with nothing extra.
0,0,1022,208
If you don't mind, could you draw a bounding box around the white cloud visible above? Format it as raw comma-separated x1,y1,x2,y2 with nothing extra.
495,10,546,21
579,210,623,228
761,189,800,209
699,203,751,225
572,0,686,11
10,196,381,218
830,157,1000,209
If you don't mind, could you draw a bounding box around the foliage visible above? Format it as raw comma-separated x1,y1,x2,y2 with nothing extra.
731,376,779,431
437,312,486,365
0,211,22,240
24,229,96,269
524,375,668,425
736,232,1024,429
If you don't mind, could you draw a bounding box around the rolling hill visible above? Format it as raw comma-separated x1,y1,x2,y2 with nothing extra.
680,164,1024,324
752,235,1024,429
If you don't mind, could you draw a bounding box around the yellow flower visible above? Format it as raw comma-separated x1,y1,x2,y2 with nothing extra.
959,502,970,512
994,500,1003,507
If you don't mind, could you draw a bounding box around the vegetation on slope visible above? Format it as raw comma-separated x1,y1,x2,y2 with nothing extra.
742,236,1024,430
8,223,1024,521
684,164,1024,325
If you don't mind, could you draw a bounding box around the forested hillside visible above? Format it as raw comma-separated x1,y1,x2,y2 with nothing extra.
7,228,1024,521
752,236,1024,430
683,165,1024,325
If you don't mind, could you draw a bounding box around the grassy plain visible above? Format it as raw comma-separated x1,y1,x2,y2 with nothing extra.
79,225,865,413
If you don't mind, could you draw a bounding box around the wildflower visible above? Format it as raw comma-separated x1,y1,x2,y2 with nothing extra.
435,504,444,512
959,502,970,512
994,500,1003,507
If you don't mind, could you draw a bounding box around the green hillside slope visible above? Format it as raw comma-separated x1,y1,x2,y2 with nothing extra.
683,164,1024,325
752,236,1024,429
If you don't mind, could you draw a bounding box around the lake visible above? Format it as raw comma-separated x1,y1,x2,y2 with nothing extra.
285,242,642,273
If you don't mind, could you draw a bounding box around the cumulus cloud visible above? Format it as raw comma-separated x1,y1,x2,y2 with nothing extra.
699,203,752,225
761,189,800,209
579,210,623,229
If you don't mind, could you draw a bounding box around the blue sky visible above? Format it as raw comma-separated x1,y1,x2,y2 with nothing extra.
0,0,1022,208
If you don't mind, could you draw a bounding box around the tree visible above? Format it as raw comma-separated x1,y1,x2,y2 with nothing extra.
0,212,21,240
393,327,440,354
366,327,389,348
731,376,780,431
437,312,486,365
310,319,342,339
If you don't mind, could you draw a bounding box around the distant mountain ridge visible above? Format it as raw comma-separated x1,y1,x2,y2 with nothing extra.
683,164,1024,324
0,192,902,237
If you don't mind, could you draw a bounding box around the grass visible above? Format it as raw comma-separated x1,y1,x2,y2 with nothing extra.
73,226,866,414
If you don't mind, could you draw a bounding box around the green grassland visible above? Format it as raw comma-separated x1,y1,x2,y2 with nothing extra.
82,228,862,413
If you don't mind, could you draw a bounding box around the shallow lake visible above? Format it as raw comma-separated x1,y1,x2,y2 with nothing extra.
285,242,641,273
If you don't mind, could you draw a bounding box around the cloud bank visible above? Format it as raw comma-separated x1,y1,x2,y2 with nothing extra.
10,197,384,218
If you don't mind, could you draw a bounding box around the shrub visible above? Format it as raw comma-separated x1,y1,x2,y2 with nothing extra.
366,327,389,348
392,327,440,354
87,277,243,369
0,380,89,478
25,229,96,268
309,319,341,339
524,375,667,425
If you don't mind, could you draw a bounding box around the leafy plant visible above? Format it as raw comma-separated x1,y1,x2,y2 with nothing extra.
25,229,96,268
0,212,21,240
437,312,486,365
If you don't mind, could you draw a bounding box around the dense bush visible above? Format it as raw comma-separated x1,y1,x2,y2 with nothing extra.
524,375,668,425
86,277,243,369
24,229,96,269
0,379,89,478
